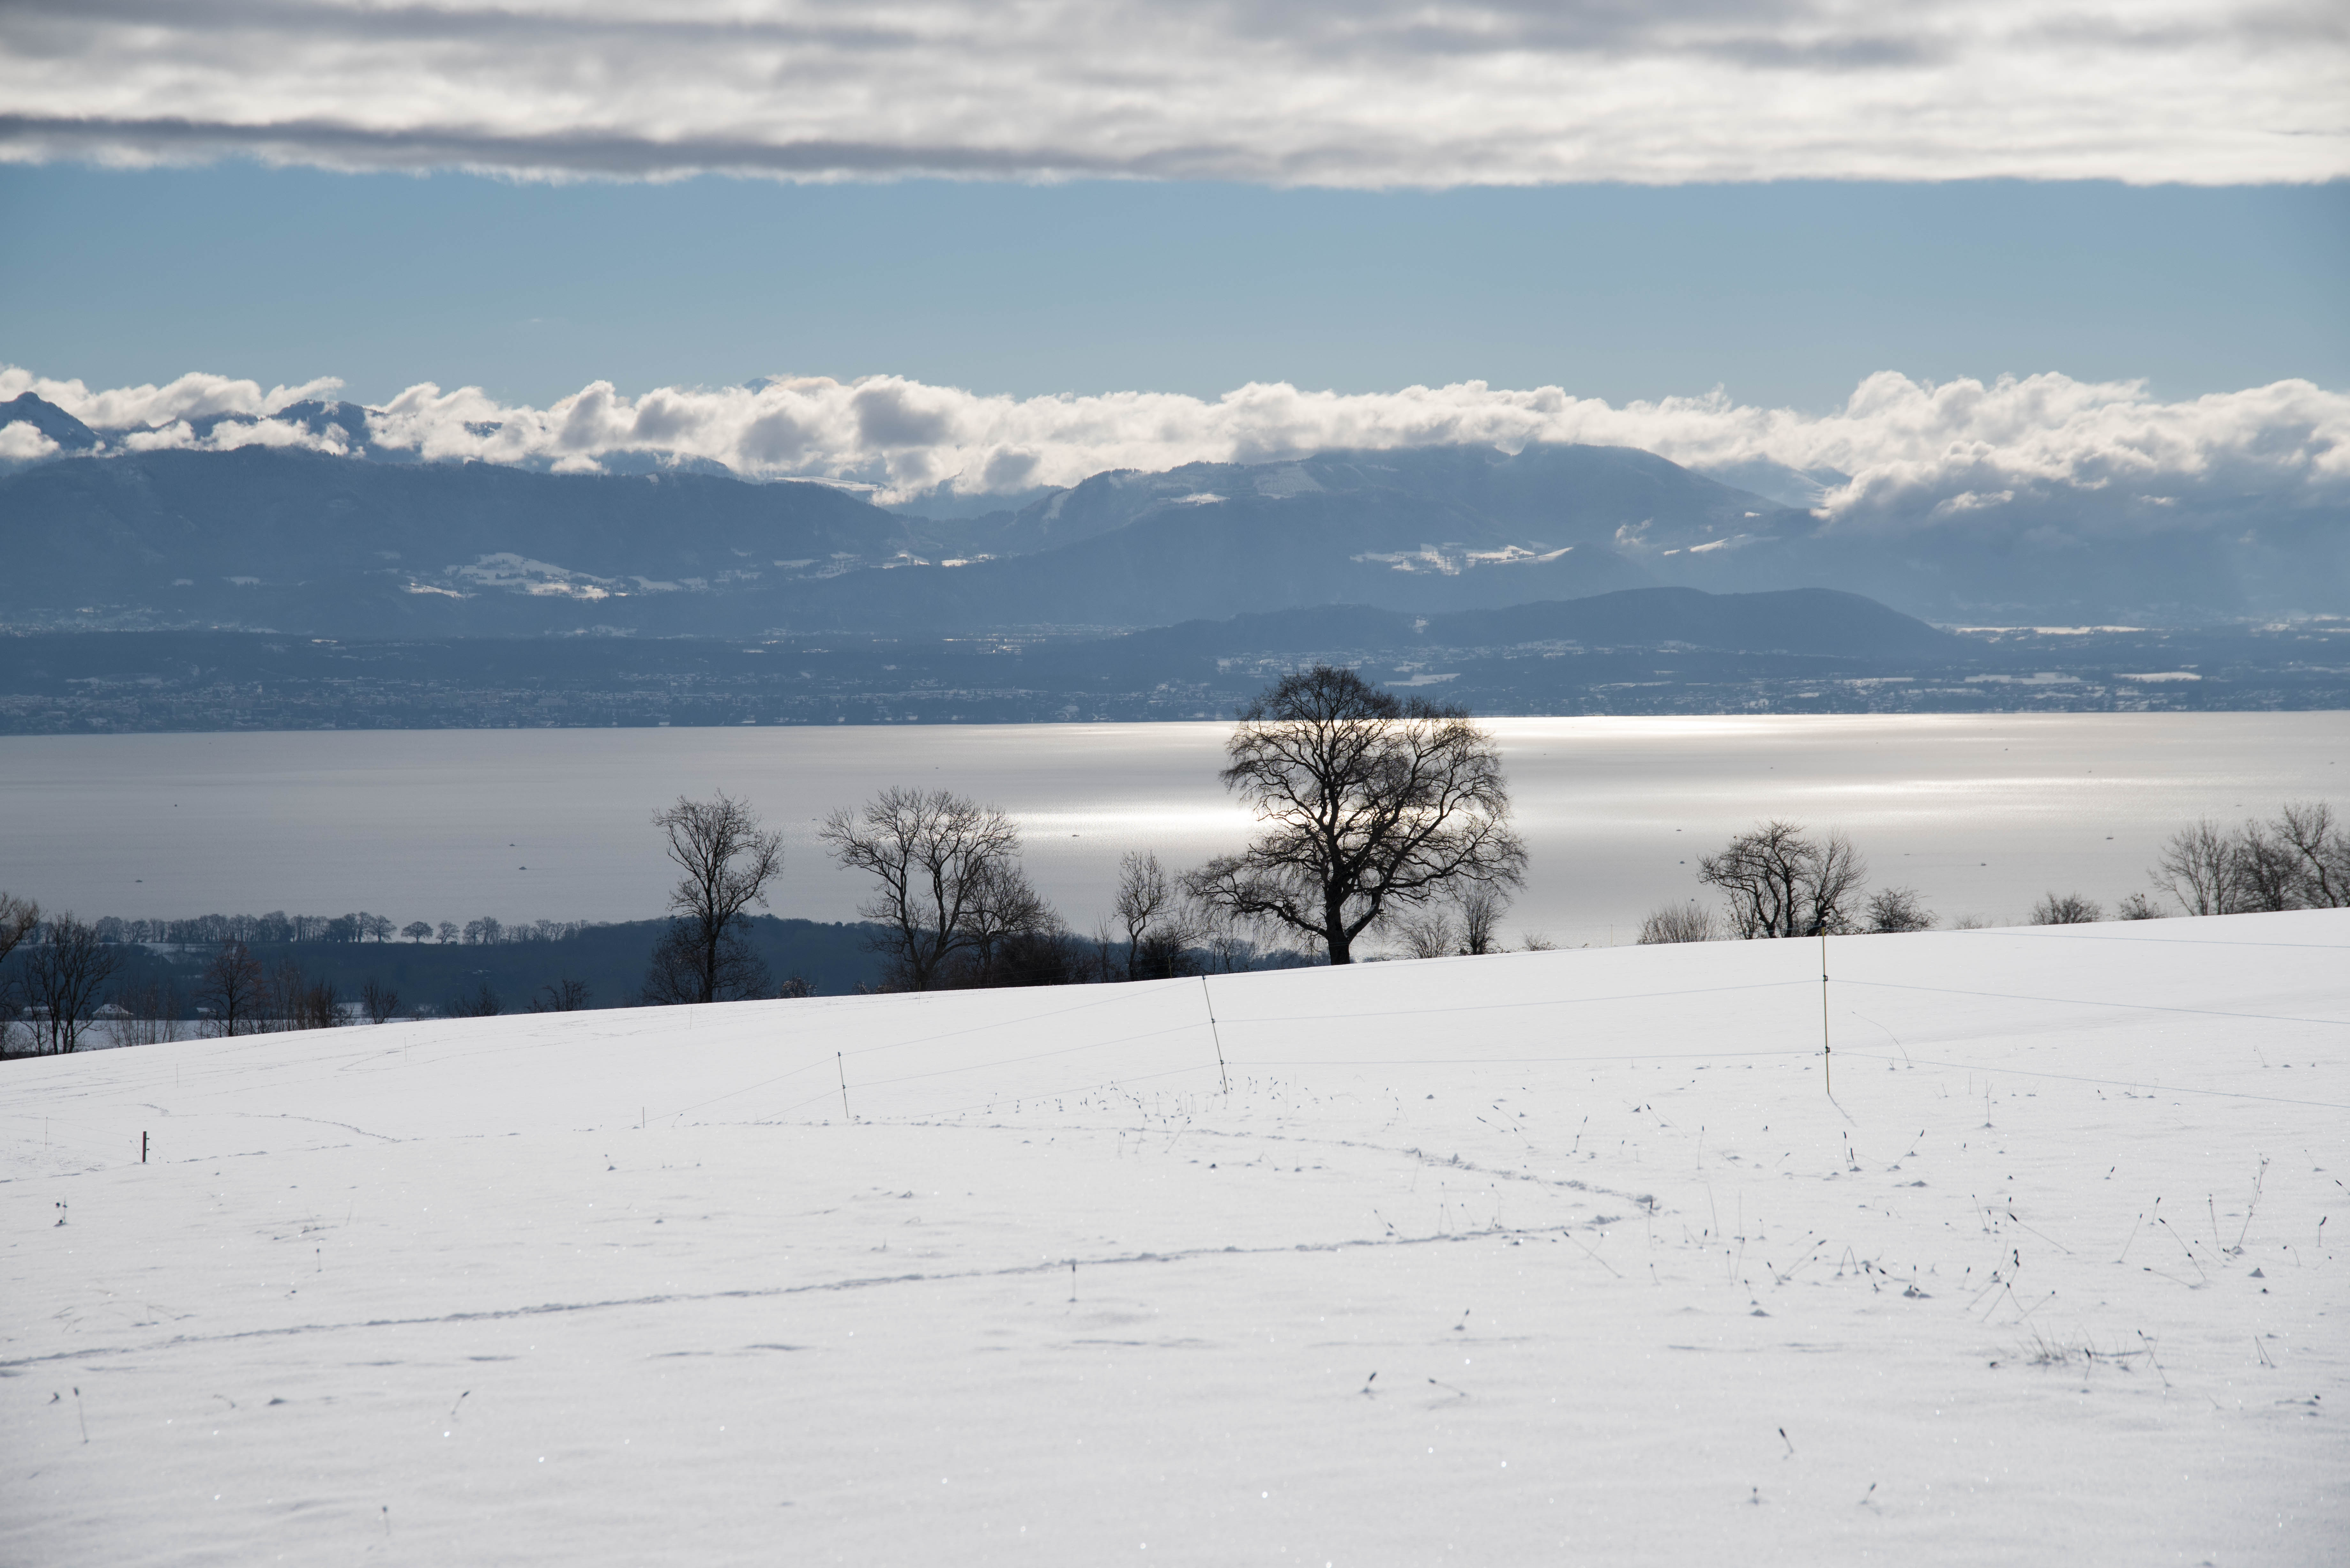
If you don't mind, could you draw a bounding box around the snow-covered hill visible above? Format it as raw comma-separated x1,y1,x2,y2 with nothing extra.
6,913,2346,1564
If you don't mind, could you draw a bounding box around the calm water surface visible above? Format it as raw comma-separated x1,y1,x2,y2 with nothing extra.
4,715,2345,949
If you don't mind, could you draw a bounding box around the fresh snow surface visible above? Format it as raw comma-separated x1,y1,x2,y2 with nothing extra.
5,913,2346,1565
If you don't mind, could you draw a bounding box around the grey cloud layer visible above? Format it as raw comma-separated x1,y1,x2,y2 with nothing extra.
6,367,2344,566
3,0,2341,184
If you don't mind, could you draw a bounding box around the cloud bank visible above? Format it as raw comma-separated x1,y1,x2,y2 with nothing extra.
7,366,2346,551
2,0,2342,186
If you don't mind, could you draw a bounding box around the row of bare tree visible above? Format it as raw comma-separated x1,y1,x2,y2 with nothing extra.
1635,824,1933,944
0,894,602,1052
638,666,1534,999
92,911,399,946
1641,799,2350,943
2148,803,2350,915
94,912,593,947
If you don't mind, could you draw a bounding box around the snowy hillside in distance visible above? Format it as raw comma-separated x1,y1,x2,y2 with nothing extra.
6,914,2346,1564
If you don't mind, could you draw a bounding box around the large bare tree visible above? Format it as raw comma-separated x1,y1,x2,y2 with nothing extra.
642,792,783,1005
820,788,1023,990
1187,665,1526,965
1698,820,1868,938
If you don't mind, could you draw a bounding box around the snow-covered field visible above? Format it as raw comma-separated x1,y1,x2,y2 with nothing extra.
5,914,2345,1565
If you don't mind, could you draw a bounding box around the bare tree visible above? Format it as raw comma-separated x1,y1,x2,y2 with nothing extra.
295,974,343,1030
1864,886,1935,934
264,959,304,1032
2151,818,2242,916
402,921,434,943
1192,904,1263,975
641,920,771,1004
957,859,1057,986
1638,902,1718,944
1453,883,1510,955
2272,801,2350,908
1187,666,1526,965
360,977,401,1024
2030,892,2104,925
195,939,266,1037
1114,851,1205,979
821,788,1023,990
1392,906,1460,958
262,959,342,1031
1698,821,1868,938
2115,892,2164,920
22,914,125,1055
644,792,784,1005
530,977,593,1012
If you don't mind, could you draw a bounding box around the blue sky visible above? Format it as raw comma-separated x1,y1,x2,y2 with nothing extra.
4,164,2343,411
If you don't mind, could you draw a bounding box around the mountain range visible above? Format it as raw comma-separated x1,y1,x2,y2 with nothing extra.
3,392,2340,631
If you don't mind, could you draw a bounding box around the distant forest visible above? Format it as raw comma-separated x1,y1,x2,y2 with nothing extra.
0,914,889,1035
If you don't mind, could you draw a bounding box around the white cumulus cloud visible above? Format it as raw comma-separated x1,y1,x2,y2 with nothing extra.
10,364,2345,550
0,0,2340,186
0,421,59,461
0,368,344,430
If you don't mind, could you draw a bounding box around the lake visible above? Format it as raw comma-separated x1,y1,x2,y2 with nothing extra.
3,714,2345,949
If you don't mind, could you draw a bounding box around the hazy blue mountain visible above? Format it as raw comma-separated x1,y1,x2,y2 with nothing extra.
943,442,1785,559
0,441,1763,633
6,433,2338,632
791,476,1662,630
0,446,919,634
767,443,1785,630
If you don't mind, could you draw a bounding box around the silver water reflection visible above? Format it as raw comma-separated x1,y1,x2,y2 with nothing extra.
3,714,2343,949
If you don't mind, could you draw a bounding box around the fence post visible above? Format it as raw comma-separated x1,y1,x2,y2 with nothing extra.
1202,976,1229,1094
1820,930,1832,1097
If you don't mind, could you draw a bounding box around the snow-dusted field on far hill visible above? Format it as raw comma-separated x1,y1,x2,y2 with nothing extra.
5,913,2346,1565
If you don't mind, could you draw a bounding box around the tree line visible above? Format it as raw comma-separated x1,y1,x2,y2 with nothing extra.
0,895,605,1054
1638,800,2350,943
84,912,599,947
